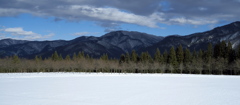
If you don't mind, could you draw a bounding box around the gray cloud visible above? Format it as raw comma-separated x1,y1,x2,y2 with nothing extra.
158,0,240,24
0,0,239,28
97,22,122,32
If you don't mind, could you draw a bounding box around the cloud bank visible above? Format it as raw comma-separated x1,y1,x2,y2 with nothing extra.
0,0,239,28
0,27,54,40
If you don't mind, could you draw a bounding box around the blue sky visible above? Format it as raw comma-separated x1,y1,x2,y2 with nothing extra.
0,0,239,40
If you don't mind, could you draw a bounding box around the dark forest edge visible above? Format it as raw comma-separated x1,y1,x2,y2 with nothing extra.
1,41,240,75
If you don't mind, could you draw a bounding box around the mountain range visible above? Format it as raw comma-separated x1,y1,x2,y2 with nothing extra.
0,21,240,59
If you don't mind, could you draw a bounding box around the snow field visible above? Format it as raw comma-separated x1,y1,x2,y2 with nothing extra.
0,73,240,105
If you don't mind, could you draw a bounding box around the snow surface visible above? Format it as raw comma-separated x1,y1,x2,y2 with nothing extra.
1,73,240,105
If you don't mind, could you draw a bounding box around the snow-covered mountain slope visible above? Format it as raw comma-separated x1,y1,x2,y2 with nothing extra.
51,31,163,58
0,40,68,58
144,21,240,54
0,31,162,58
0,39,28,48
98,31,163,52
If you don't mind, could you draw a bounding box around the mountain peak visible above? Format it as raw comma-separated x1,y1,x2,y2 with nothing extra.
0,38,28,47
102,30,163,39
233,21,240,23
232,21,240,27
103,30,136,36
221,21,240,28
205,21,240,36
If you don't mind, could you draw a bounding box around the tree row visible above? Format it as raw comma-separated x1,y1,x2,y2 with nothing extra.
1,41,240,75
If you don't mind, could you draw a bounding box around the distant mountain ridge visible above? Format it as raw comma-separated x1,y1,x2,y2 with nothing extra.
0,39,28,48
0,31,163,58
0,21,240,58
144,21,240,55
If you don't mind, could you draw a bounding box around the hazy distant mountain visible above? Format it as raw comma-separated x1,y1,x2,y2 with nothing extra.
0,21,240,58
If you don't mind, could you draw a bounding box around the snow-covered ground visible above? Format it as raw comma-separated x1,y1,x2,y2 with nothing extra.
0,73,240,105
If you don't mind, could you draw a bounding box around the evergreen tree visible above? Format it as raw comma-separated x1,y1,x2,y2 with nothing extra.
238,45,240,59
163,50,168,63
85,54,90,59
35,55,39,61
159,54,164,63
154,48,162,63
81,51,85,57
119,54,125,63
12,55,20,64
125,52,130,63
176,45,184,64
202,43,213,73
131,50,138,63
51,51,59,61
59,54,63,61
204,43,213,63
39,56,42,61
65,55,71,61
100,53,109,61
226,42,233,61
73,52,77,60
198,49,203,59
77,52,82,59
228,50,236,63
147,52,153,63
214,41,232,60
105,54,109,60
77,51,85,59
192,49,197,59
141,52,147,62
224,41,237,63
167,46,178,66
220,41,227,58
213,43,221,58
207,43,213,58
183,48,191,63
141,52,152,63
35,55,41,63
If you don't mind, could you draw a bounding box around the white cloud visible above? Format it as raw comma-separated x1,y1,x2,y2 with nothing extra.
72,32,90,36
169,17,217,25
58,4,222,27
68,5,159,28
4,27,35,36
72,32,98,36
0,27,54,40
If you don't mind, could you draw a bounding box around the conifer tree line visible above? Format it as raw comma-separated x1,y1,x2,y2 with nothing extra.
0,41,240,75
